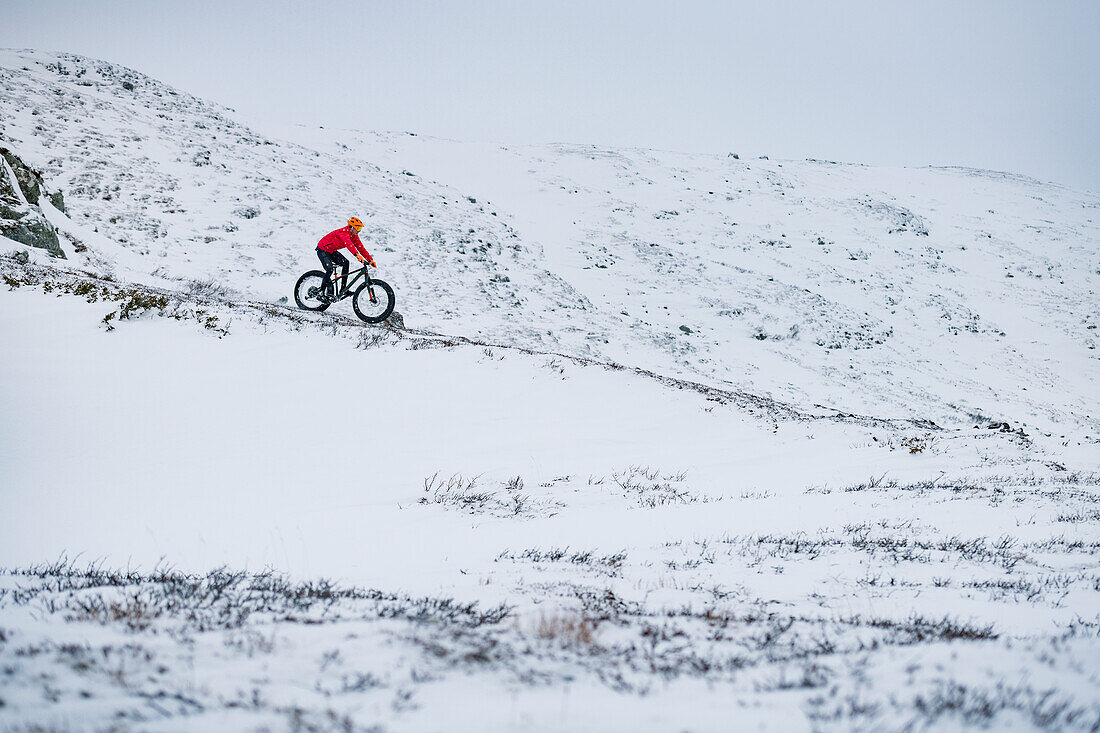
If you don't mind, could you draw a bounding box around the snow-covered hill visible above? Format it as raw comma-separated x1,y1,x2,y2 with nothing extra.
1,49,1099,732
2,49,1097,435
0,49,589,353
325,132,1099,436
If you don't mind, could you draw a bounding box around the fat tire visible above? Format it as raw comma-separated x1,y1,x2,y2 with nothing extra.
294,270,330,312
352,279,396,323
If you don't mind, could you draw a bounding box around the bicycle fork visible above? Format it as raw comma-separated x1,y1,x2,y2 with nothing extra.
362,273,376,303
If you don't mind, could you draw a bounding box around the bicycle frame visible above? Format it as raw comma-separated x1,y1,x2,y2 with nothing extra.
330,265,379,300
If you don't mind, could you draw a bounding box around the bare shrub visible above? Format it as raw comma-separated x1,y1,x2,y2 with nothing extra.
185,276,233,300
611,466,717,507
496,547,627,576
900,433,934,453
69,593,161,631
529,612,596,646
10,560,512,633
907,681,1100,730
419,473,563,518
419,472,494,511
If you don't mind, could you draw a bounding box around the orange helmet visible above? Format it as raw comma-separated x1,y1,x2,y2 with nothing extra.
347,217,364,231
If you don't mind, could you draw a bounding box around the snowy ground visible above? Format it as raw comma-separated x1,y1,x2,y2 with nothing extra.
1,49,1099,731
2,257,1098,731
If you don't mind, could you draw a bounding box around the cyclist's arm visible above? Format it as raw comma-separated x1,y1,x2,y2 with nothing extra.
348,232,375,266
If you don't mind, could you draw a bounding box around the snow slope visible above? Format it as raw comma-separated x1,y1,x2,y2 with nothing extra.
284,130,1100,437
1,49,1099,731
1,49,1097,435
0,49,589,355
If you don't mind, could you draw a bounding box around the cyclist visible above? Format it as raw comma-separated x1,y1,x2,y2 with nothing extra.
316,217,376,301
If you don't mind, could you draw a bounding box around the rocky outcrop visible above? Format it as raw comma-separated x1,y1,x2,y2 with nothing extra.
0,147,65,257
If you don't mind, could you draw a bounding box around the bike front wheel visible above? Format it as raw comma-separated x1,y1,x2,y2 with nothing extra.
294,270,330,312
352,279,396,323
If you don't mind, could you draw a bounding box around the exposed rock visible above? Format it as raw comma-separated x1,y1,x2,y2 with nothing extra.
0,148,65,257
0,203,64,257
1,147,43,205
0,164,21,206
386,311,405,329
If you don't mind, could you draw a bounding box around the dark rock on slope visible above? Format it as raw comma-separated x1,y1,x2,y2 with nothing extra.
0,147,64,257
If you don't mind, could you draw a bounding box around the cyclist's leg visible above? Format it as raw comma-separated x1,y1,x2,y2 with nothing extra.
331,251,350,295
317,248,336,297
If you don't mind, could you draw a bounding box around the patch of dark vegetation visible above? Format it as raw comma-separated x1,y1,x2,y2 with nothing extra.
7,560,512,633
844,527,1027,570
813,321,894,351
665,525,1070,571
1,257,228,336
419,473,563,518
1057,508,1100,524
610,465,718,507
417,472,491,511
8,559,1090,730
495,547,627,575
413,589,1007,695
908,681,1100,731
808,471,1100,506
573,587,645,624
960,573,1088,603
184,276,233,299
854,613,997,642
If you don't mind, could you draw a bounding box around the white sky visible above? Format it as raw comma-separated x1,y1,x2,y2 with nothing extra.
3,0,1098,190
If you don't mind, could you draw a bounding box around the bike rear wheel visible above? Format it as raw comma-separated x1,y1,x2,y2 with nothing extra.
352,279,396,323
294,270,330,312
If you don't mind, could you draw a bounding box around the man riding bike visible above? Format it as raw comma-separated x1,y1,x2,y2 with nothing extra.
316,217,376,301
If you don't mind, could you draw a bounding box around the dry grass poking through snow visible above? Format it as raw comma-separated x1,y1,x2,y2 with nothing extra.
418,472,564,517
3,462,1100,731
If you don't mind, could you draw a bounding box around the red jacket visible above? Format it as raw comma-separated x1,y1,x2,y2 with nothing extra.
317,226,372,262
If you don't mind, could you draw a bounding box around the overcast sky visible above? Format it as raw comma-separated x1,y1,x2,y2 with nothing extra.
3,0,1098,190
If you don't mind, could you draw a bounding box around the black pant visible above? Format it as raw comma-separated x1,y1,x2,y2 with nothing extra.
317,248,349,296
